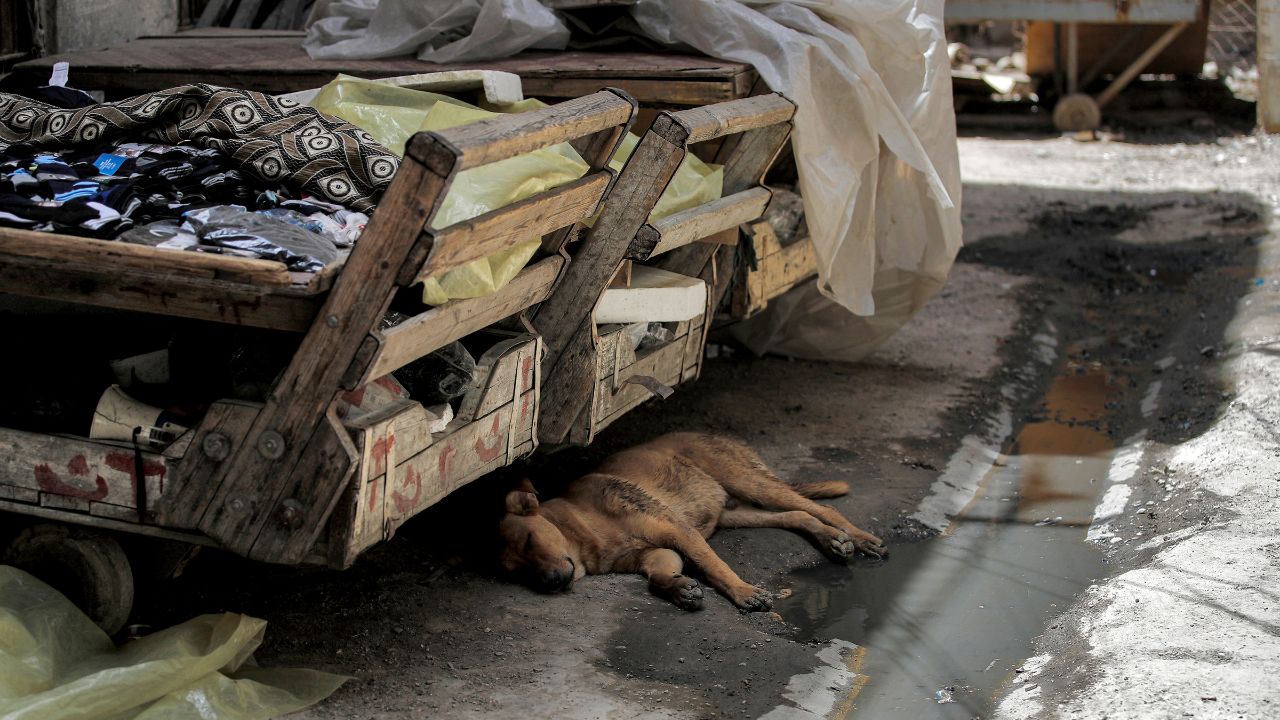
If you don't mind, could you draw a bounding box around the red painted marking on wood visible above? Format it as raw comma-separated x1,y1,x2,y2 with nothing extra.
105,451,168,496
34,462,108,501
339,386,367,413
373,375,403,395
474,415,504,463
438,443,456,478
520,395,531,422
521,356,534,392
370,433,395,476
390,465,422,515
67,454,90,476
367,478,380,513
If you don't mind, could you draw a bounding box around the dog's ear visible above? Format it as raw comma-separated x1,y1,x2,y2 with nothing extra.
505,478,539,516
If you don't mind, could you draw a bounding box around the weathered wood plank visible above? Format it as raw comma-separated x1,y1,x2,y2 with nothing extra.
0,427,169,512
365,256,562,383
534,125,688,443
248,409,358,565
719,122,793,196
669,94,795,145
0,256,319,331
408,90,634,173
639,187,771,259
154,401,261,528
414,172,610,284
0,227,293,286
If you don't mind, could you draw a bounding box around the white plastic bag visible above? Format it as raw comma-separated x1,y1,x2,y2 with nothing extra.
303,0,568,63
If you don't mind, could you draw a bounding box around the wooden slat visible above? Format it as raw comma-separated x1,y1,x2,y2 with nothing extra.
0,227,292,286
365,256,563,382
248,409,357,564
0,255,320,331
638,187,771,259
408,90,635,172
669,94,796,145
719,122,793,196
155,401,261,528
534,127,688,445
415,171,609,283
0,428,169,512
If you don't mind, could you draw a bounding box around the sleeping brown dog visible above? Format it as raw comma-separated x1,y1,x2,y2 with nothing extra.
497,432,886,611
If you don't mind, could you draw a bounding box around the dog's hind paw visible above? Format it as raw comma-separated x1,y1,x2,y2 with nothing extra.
853,534,889,560
731,584,774,612
670,576,704,611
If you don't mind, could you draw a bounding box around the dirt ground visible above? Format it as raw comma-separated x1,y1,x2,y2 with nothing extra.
114,107,1279,719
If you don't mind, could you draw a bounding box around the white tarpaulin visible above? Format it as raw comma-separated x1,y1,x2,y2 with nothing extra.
304,0,962,360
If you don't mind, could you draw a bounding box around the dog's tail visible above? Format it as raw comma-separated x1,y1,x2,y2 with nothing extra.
792,481,849,499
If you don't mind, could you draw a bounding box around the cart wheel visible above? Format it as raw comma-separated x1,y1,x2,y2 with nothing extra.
3,524,134,636
1053,93,1102,132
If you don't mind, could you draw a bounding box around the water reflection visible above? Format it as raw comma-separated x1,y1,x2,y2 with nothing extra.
779,357,1122,718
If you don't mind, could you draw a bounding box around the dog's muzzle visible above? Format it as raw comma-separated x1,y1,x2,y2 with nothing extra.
532,558,575,593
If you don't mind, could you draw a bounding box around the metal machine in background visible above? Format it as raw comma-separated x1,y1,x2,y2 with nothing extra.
947,0,1207,130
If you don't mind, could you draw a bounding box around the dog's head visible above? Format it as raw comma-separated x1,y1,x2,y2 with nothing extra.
497,479,577,593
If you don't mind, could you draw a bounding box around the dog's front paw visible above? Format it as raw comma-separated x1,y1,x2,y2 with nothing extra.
822,532,857,562
669,576,704,611
730,584,773,612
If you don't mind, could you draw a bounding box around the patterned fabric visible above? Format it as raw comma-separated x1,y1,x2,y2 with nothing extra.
0,84,399,212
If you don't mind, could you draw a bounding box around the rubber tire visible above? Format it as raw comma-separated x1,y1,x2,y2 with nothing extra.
1053,93,1102,132
3,524,134,636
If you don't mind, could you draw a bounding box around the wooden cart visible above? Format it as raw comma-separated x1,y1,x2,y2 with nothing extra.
0,89,636,631
535,93,797,445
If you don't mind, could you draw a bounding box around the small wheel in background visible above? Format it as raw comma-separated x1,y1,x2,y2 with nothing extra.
3,523,134,636
1053,93,1102,132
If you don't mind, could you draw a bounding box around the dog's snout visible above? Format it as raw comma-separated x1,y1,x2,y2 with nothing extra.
532,557,575,593
536,568,571,592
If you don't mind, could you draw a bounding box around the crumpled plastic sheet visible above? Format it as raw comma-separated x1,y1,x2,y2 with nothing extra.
0,565,346,720
303,0,962,360
303,0,567,63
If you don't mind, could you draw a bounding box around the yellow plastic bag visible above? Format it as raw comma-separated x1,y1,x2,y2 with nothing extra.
0,566,346,720
309,76,588,306
606,132,723,222
486,98,724,224
308,75,473,155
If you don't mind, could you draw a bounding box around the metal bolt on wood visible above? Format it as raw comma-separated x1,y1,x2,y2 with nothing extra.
257,431,286,460
277,499,304,529
202,432,231,461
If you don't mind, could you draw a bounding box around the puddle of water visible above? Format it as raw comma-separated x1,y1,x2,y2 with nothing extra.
779,357,1120,718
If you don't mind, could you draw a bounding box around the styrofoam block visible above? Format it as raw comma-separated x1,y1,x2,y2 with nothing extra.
594,265,706,325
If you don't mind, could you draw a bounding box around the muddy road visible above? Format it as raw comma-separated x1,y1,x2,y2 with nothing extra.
126,126,1279,719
